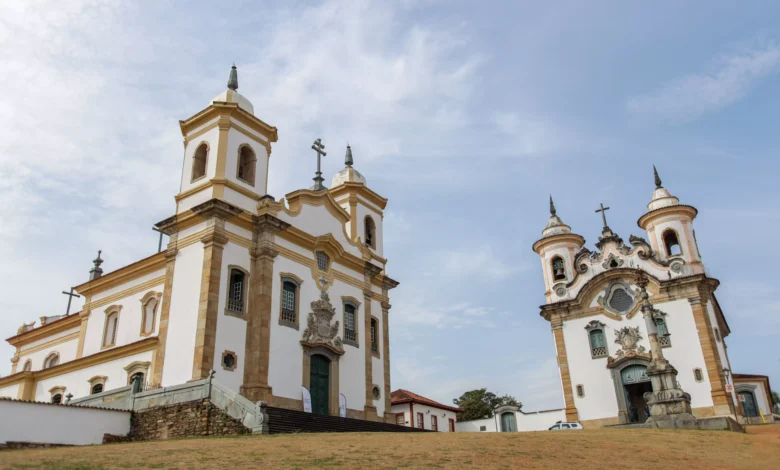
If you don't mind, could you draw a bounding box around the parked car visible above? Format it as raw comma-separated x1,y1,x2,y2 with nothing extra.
548,421,583,431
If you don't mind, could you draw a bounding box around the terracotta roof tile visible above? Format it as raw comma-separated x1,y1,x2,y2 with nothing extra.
390,389,462,413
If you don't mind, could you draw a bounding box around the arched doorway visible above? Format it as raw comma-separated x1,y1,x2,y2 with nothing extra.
310,354,330,415
621,365,651,423
739,391,759,418
500,412,517,432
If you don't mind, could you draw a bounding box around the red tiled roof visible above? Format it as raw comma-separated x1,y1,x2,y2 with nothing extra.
390,389,462,413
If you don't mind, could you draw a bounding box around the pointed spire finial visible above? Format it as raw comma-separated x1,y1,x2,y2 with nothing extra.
89,250,104,281
653,165,663,189
227,64,238,91
345,144,353,167
549,195,556,216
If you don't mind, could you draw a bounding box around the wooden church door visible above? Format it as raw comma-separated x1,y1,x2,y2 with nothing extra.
310,354,330,415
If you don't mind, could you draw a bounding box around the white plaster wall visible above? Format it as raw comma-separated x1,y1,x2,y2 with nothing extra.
456,417,497,432
646,217,699,264
33,350,154,401
0,384,19,398
0,400,130,445
82,283,164,358
356,203,383,257
89,268,165,303
177,186,213,214
278,204,362,260
212,241,249,393
390,403,410,426
19,327,79,352
179,124,219,194
225,222,253,240
225,127,269,196
223,186,258,214
162,244,204,386
563,298,713,422
177,221,208,241
517,409,566,431
19,338,78,372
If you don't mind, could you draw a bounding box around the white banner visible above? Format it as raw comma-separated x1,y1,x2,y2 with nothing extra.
301,386,312,413
339,393,347,417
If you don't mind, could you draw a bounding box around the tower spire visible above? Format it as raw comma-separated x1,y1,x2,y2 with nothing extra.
89,250,104,281
549,195,556,216
653,164,663,189
227,64,238,91
345,144,353,167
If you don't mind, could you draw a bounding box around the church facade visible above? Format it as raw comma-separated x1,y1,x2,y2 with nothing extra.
0,66,398,422
533,169,774,427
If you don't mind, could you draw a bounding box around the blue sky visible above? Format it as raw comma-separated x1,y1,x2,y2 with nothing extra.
1,0,779,410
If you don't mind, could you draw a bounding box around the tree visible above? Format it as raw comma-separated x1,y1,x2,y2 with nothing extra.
772,391,780,412
453,388,522,421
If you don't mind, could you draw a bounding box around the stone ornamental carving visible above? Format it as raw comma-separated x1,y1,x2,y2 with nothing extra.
301,283,344,353
613,326,646,359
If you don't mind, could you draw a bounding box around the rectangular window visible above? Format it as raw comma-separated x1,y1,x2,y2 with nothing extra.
449,419,455,432
227,270,245,313
316,251,329,271
417,413,424,429
395,413,405,426
431,415,438,431
281,281,297,323
370,319,378,353
345,305,356,342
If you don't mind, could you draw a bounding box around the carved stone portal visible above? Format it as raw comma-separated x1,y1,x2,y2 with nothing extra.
301,287,344,355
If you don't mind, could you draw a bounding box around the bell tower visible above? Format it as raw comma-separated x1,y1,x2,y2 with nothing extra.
532,197,585,303
175,65,279,215
637,166,703,274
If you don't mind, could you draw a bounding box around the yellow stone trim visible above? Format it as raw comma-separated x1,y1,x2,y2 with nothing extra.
214,115,230,179
329,182,388,211
180,103,278,143
139,291,162,337
101,305,122,350
231,121,272,154
0,338,158,388
74,252,166,297
341,296,362,307
286,189,351,224
215,178,261,201
18,332,79,357
225,230,252,248
88,276,166,311
183,120,219,146
7,314,81,347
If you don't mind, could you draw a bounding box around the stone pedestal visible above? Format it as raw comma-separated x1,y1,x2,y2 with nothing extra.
643,358,695,428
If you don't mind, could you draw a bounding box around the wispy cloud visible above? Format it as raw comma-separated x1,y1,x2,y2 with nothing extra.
627,41,780,123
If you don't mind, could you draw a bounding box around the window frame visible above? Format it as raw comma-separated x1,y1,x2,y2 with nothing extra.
236,144,257,186
88,375,107,395
124,360,151,388
417,412,424,429
662,228,683,257
576,384,585,398
190,142,209,183
43,352,60,370
693,368,704,382
431,415,438,431
654,312,672,348
139,291,162,337
22,359,32,372
370,316,380,358
225,266,250,319
49,385,66,404
221,350,238,372
278,273,303,330
342,297,361,348
102,305,122,350
395,413,406,426
364,215,377,249
551,255,566,281
584,320,608,359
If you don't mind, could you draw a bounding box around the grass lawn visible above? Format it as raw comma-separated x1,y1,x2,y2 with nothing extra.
1,425,778,469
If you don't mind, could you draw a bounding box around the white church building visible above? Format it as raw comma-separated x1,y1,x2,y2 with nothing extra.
532,169,775,427
0,66,399,423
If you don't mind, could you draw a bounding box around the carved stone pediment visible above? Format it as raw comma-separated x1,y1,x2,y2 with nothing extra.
301,287,344,355
613,326,645,359
601,253,624,270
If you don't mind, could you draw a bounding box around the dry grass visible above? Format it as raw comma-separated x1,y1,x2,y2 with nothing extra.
1,425,779,469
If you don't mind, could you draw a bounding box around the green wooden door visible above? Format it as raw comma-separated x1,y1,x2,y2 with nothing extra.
310,354,330,415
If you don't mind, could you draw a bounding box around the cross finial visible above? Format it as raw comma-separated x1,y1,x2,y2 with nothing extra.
345,144,353,167
549,195,556,216
227,64,238,91
595,203,610,230
311,138,327,191
653,165,663,189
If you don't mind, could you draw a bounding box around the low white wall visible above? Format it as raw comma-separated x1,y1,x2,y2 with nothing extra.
0,399,130,446
456,416,497,432
455,409,566,433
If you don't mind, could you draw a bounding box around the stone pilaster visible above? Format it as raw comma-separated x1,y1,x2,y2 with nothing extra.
551,318,579,422
149,238,178,387
240,214,289,403
689,295,735,416
75,296,92,359
362,288,377,420
381,299,392,421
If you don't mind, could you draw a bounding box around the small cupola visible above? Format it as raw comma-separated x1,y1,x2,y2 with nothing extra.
210,64,255,115
331,145,367,187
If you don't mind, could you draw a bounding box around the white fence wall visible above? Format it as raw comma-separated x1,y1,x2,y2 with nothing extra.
0,399,130,446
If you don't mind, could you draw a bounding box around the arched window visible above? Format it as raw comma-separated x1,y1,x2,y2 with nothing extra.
551,256,566,281
140,292,160,336
89,376,107,395
714,328,721,343
370,318,379,355
693,368,704,382
364,216,376,249
103,307,120,348
22,359,32,372
51,393,63,404
226,268,247,314
663,230,682,256
49,386,66,404
91,383,104,394
191,143,208,182
43,352,60,369
344,304,357,345
576,384,585,398
237,145,256,185
130,372,145,393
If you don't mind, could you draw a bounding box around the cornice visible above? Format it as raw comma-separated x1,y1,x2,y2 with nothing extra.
285,189,351,225
637,204,698,229
6,314,81,346
329,182,388,211
73,252,166,298
0,337,158,387
179,102,278,143
532,233,586,254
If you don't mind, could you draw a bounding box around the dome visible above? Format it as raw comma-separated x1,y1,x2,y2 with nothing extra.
210,65,254,115
541,196,573,238
330,145,367,187
647,166,680,211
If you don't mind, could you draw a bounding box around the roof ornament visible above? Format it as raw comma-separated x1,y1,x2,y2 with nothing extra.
227,64,238,91
595,202,611,231
345,144,353,168
310,138,327,191
653,165,663,189
549,195,557,216
89,250,104,281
